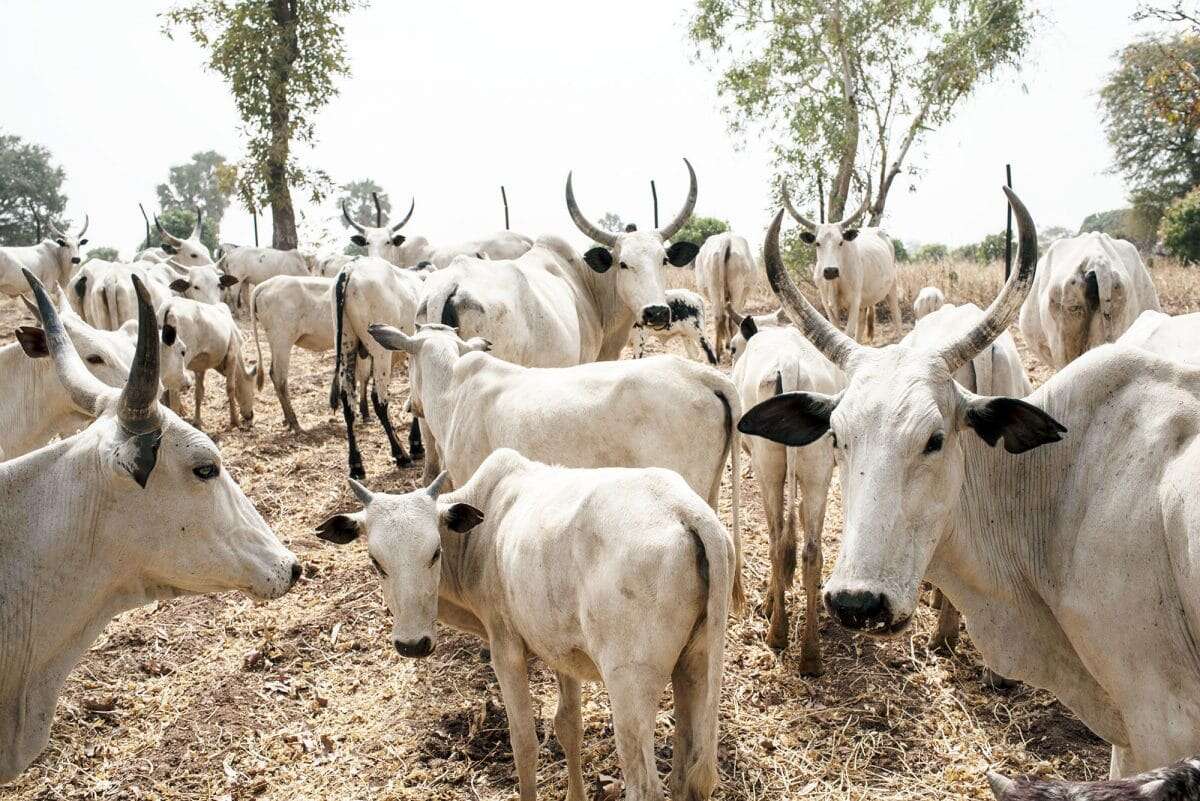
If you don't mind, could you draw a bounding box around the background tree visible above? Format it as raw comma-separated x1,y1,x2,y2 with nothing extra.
670,215,729,247
1159,186,1200,261
598,212,625,233
156,150,236,226
914,243,949,262
0,131,68,244
336,178,390,255
689,0,1035,222
85,246,120,262
163,0,364,250
1100,33,1200,235
1079,206,1160,249
140,207,220,256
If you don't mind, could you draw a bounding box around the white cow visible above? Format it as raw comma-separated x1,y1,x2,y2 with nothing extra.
783,185,901,341
315,450,737,801
740,192,1200,776
341,195,533,268
0,215,89,300
1018,232,1161,369
330,258,426,477
1119,309,1200,364
0,270,299,784
150,210,214,266
417,160,700,368
900,301,1033,649
694,232,755,358
730,311,841,670
369,324,744,586
217,242,311,315
913,286,946,320
158,296,257,430
631,288,717,364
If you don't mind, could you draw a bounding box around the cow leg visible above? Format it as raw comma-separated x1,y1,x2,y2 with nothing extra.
797,455,833,676
931,597,962,651
339,389,365,480
888,286,904,338
225,368,240,429
192,370,205,430
358,368,371,421
604,668,667,800
554,673,586,801
632,325,647,359
864,306,875,340
845,293,863,339
419,418,442,484
490,636,538,801
370,386,411,468
408,416,424,458
270,345,302,433
669,645,708,800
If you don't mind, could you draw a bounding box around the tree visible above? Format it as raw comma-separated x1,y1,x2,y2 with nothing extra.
85,246,120,262
156,150,236,225
163,0,364,250
1159,186,1200,262
598,212,625,233
1100,34,1200,231
0,131,67,245
689,0,1035,222
1079,207,1159,249
670,215,729,247
336,179,390,255
140,207,220,256
892,239,910,262
914,243,949,262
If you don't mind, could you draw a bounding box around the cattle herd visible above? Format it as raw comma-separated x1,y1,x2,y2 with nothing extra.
2,160,1200,801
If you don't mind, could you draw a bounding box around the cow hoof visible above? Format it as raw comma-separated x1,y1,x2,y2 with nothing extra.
395,454,413,468
349,465,366,480
411,445,425,459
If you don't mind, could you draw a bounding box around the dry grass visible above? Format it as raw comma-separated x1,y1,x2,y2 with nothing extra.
8,255,1198,800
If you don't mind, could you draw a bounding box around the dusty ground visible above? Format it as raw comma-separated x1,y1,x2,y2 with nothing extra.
5,257,1196,801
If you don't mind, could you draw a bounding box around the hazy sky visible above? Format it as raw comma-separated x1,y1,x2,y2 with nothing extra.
0,0,1167,257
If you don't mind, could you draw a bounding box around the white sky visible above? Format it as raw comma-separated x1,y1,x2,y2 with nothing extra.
0,0,1167,256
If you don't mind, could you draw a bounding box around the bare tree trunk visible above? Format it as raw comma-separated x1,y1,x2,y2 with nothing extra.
826,2,859,222
267,0,299,251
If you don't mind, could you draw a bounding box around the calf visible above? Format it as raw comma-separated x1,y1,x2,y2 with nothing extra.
913,286,945,320
986,757,1200,800
731,313,842,669
0,216,88,301
631,288,717,364
158,296,257,430
695,232,756,357
316,449,737,801
0,270,298,783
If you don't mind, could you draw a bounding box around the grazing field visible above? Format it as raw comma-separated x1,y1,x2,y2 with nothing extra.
5,256,1196,801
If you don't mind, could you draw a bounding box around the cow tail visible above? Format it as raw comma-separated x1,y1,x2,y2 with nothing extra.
682,515,733,801
713,379,745,615
250,283,265,391
330,268,350,410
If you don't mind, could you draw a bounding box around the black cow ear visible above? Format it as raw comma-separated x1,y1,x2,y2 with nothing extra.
74,276,87,298
740,316,758,342
738,391,839,447
442,503,483,534
666,241,700,267
15,326,49,358
161,243,178,255
350,234,368,247
169,279,190,292
162,323,178,346
800,231,817,244
842,229,860,241
583,247,613,273
56,238,67,247
315,513,362,544
391,234,406,247
79,238,88,247
218,274,239,288
964,396,1067,454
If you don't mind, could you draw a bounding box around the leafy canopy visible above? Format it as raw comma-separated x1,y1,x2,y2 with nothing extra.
156,150,237,224
0,131,68,245
671,215,729,247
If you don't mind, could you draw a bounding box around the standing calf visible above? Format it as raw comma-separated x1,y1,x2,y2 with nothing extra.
316,450,737,801
631,288,717,364
158,296,257,430
913,286,945,320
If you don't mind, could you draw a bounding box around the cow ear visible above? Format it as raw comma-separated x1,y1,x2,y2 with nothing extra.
842,229,860,241
666,241,700,267
161,243,179,255
78,238,88,247
315,513,362,544
169,279,190,292
113,430,162,489
963,396,1067,454
441,503,483,534
162,323,178,346
73,275,87,299
800,231,817,244
391,234,406,247
15,326,50,358
350,235,368,247
583,247,613,273
738,391,839,447
218,274,239,288
739,315,758,342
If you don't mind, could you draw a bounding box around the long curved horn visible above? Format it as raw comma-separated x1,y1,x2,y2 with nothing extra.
349,478,374,505
342,202,366,234
565,171,618,247
936,187,1038,373
155,216,184,247
22,269,108,415
839,195,870,228
139,203,151,246
192,208,203,240
657,158,699,241
763,210,861,369
77,213,89,238
372,192,383,227
116,274,161,434
781,182,817,231
390,197,415,232
46,218,67,240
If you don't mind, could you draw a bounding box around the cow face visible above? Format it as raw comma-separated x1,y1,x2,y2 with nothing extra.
369,323,490,422
17,307,135,391
583,230,697,329
1047,258,1126,366
45,216,89,268
315,476,483,658
157,320,193,400
167,261,238,305
349,223,410,261
799,223,859,282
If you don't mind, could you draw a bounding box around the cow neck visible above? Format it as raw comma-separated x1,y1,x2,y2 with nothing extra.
0,345,82,457
415,339,464,453
0,435,143,775
571,259,636,362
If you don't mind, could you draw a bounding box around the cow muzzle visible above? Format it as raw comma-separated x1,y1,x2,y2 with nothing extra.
71,257,82,265
641,304,671,330
393,636,434,659
822,267,840,280
823,587,907,635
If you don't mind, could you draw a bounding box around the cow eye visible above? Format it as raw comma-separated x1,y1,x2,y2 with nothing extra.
662,257,669,266
923,432,944,454
85,354,104,365
429,546,441,567
619,261,629,270
370,555,388,578
193,464,220,480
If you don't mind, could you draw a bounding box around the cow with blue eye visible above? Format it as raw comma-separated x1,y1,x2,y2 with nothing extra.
631,287,717,364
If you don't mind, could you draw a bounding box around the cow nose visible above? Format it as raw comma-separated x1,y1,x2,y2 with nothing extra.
822,267,839,280
394,637,434,658
289,562,303,586
642,304,670,329
824,588,891,631
71,257,81,264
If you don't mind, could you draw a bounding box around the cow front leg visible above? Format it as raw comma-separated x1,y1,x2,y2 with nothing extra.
419,418,442,484
192,370,205,431
759,471,791,651
931,596,962,651
408,416,424,459
490,637,539,801
845,293,863,340
888,286,904,339
370,386,411,468
339,389,365,480
554,673,586,801
225,369,240,429
632,325,648,359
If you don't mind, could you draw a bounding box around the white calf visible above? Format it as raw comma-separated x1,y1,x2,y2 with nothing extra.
158,296,257,430
913,286,945,320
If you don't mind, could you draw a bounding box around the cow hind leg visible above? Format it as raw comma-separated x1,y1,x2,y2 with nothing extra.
888,286,903,338
408,416,423,458
604,668,667,801
192,371,206,431
930,596,962,652
370,385,411,468
758,471,791,651
490,637,539,801
554,673,586,801
669,646,710,800
339,389,365,480
270,345,302,432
